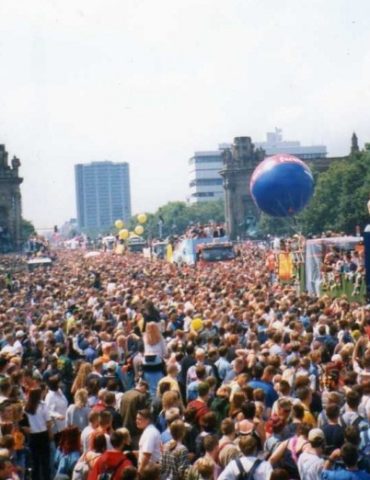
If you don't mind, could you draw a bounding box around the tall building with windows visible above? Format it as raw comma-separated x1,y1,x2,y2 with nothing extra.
75,161,131,231
188,150,224,203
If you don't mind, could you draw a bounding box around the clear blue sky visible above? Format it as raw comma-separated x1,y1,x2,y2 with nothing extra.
0,0,369,229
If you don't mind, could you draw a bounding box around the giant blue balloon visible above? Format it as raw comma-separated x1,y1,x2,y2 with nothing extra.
250,154,314,217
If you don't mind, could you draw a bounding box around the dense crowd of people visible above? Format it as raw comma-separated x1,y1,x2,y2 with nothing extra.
0,243,369,480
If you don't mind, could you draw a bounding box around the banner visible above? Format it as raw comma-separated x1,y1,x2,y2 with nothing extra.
278,252,294,281
166,243,173,263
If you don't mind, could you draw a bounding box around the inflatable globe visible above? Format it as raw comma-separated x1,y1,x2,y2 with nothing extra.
250,154,314,217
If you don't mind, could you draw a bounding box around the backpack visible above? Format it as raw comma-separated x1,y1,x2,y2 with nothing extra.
342,415,369,433
97,457,127,480
351,415,369,432
72,455,92,480
360,427,370,456
216,442,234,464
235,458,262,480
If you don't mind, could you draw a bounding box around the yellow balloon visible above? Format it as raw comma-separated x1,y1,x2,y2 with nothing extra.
134,225,144,236
115,219,124,229
137,213,147,224
119,229,129,240
129,231,137,238
191,317,203,332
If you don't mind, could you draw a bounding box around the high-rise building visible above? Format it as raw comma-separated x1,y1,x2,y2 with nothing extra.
188,150,224,203
189,130,327,203
75,161,131,231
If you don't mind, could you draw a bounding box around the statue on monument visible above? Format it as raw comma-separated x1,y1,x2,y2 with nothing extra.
222,148,235,167
0,146,9,170
11,156,21,172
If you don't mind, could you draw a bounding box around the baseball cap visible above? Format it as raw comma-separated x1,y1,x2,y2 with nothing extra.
308,428,325,443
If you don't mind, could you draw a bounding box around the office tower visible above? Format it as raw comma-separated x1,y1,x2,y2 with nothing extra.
75,161,131,231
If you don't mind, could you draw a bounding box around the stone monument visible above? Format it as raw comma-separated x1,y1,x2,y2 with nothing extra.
220,137,264,240
0,144,23,251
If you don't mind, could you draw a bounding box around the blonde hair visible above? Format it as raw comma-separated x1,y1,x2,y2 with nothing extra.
71,363,93,395
162,390,180,410
74,388,88,408
145,322,162,346
116,427,131,445
196,458,214,479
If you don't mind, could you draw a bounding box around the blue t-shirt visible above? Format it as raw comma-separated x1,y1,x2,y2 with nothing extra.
322,469,370,480
248,380,278,408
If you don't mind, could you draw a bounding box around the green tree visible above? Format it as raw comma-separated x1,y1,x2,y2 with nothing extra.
21,218,36,240
129,199,225,239
300,150,370,235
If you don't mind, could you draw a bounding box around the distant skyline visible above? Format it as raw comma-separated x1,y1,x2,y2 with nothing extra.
0,0,370,229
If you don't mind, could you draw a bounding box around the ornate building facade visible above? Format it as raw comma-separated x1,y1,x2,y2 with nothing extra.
220,137,264,240
0,145,23,251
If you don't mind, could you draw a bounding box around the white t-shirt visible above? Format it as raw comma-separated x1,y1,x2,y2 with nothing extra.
144,339,167,359
359,394,370,419
218,456,272,480
44,389,68,433
138,424,162,466
13,340,24,356
1,344,18,356
297,452,324,480
26,402,51,433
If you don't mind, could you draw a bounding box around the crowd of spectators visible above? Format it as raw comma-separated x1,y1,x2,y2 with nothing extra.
0,243,368,480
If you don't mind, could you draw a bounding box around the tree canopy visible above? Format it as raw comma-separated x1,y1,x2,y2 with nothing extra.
129,199,225,238
21,218,36,240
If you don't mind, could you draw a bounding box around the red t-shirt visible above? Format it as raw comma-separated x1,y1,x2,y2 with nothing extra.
187,399,209,424
88,450,132,480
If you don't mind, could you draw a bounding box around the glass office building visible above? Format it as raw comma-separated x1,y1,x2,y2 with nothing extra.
75,161,131,231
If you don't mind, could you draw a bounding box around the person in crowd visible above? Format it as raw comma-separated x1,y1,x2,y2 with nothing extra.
87,431,132,480
120,380,149,448
44,375,68,438
321,442,370,479
297,428,326,480
160,419,190,480
0,236,369,480
54,426,81,479
66,389,90,431
25,388,52,480
218,435,272,480
71,364,93,396
72,433,107,480
136,409,162,472
80,411,100,454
